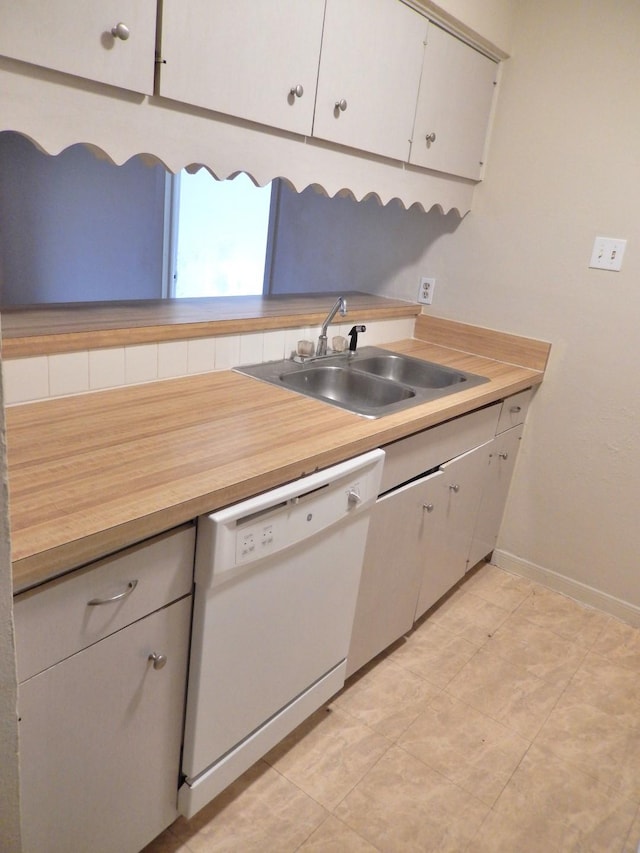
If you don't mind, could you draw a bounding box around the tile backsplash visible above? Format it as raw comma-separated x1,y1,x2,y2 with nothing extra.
2,318,416,405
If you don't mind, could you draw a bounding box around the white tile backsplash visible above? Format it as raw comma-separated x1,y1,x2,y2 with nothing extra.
49,351,90,397
214,335,241,370
262,331,286,362
125,344,158,385
3,356,49,404
238,332,264,366
187,338,216,375
3,318,416,404
158,341,189,379
89,348,126,390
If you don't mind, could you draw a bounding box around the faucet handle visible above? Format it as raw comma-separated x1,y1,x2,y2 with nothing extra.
348,325,366,352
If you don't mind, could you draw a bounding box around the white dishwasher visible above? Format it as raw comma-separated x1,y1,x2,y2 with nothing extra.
179,449,384,817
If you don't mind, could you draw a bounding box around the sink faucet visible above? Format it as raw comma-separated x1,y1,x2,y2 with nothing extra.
316,296,347,356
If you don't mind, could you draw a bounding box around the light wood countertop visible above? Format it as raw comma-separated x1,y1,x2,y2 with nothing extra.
7,316,550,593
1,293,420,358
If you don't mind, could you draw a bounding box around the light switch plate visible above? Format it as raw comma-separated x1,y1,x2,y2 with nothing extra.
589,236,627,271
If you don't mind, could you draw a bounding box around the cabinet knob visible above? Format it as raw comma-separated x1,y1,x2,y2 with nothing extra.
422,503,434,513
510,405,522,414
290,84,304,98
498,452,509,460
449,483,460,493
335,98,348,112
425,132,437,144
148,653,167,670
111,22,130,40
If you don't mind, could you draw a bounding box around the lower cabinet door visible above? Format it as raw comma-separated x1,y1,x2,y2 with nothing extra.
415,443,490,620
467,424,523,569
18,596,191,853
347,469,442,676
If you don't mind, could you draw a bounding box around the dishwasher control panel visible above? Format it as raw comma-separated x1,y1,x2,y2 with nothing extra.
194,449,385,586
234,482,364,566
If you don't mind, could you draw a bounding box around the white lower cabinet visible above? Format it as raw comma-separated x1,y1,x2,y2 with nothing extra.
346,470,437,677
347,406,499,676
15,525,195,853
467,423,524,570
348,392,533,677
413,442,491,620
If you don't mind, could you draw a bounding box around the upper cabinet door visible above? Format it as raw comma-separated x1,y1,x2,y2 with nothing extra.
0,0,156,94
158,0,326,136
313,0,427,162
410,24,498,181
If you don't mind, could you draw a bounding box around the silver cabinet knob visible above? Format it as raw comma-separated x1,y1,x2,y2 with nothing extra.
111,22,130,40
423,503,434,513
335,99,348,112
498,452,509,460
510,405,522,413
290,84,304,98
449,483,460,493
148,653,167,670
425,132,436,144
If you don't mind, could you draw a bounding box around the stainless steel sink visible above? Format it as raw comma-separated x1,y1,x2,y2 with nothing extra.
280,365,415,413
354,354,468,388
234,346,489,418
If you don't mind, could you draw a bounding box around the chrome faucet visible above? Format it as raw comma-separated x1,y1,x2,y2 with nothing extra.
316,296,347,356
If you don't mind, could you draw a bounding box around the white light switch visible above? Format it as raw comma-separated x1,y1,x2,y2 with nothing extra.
589,236,627,271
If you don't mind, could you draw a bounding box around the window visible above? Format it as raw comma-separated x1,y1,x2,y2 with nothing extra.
167,169,274,298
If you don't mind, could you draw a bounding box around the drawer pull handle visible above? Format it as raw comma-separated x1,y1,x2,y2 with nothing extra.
87,579,138,606
510,405,522,413
148,652,167,670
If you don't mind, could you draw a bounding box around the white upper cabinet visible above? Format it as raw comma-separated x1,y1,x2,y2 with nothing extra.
158,0,326,136
313,0,427,162
410,23,498,180
0,0,156,94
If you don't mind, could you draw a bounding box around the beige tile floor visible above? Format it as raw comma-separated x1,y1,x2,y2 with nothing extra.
144,563,640,853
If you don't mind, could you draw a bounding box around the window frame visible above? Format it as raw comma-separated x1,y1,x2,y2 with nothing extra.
163,171,281,299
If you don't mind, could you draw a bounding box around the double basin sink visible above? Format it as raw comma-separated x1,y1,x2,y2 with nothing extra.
235,346,489,418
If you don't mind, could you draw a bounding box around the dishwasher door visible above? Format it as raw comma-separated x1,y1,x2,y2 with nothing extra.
180,449,384,817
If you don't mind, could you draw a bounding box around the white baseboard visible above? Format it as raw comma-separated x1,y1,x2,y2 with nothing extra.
491,549,640,628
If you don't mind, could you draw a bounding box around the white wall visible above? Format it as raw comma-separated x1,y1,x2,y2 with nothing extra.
416,0,640,611
0,133,166,305
425,0,515,52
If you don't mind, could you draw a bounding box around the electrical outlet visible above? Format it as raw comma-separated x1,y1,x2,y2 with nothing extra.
589,236,627,271
418,277,435,305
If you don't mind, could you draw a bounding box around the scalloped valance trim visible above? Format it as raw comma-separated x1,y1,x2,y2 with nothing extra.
1,56,475,215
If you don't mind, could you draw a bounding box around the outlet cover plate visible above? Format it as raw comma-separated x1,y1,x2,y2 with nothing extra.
418,277,435,305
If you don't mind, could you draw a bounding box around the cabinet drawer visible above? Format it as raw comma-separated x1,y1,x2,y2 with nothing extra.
496,389,533,434
14,524,195,682
379,404,500,494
